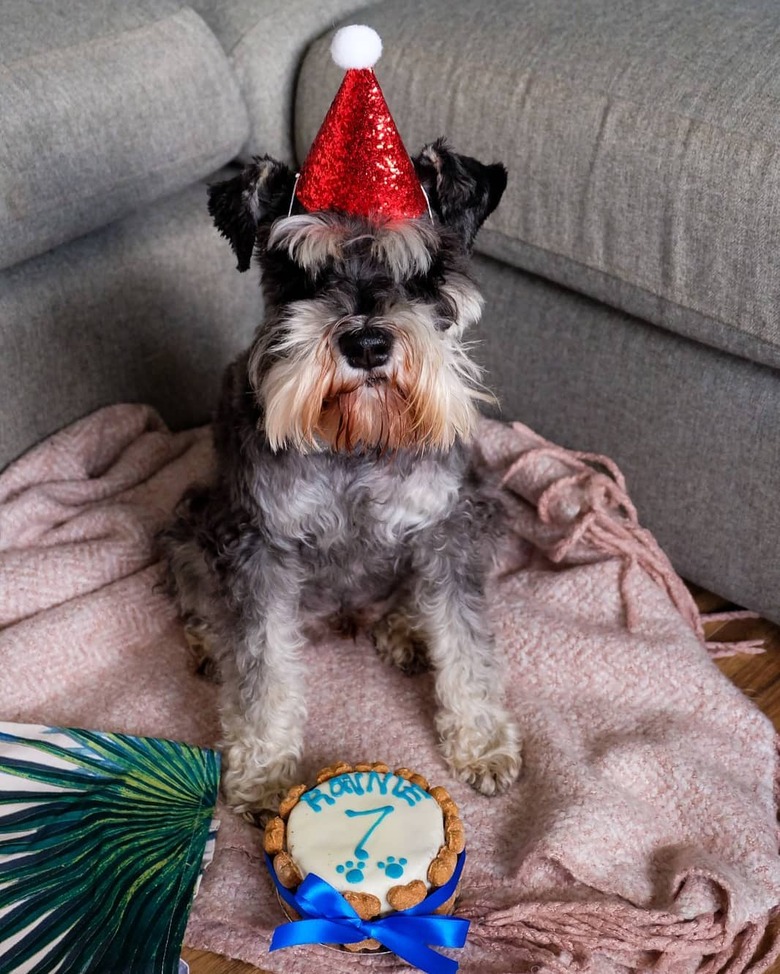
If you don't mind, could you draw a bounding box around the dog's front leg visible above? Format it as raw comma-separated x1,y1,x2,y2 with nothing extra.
413,557,521,796
218,597,307,816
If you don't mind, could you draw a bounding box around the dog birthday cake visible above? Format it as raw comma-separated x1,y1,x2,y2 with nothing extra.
264,762,466,952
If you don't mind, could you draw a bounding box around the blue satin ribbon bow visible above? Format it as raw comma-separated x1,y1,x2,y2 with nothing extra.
265,850,469,974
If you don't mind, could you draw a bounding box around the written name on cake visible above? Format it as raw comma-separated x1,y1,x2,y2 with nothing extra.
300,771,433,812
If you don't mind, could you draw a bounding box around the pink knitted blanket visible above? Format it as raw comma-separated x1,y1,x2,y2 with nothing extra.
1,404,778,974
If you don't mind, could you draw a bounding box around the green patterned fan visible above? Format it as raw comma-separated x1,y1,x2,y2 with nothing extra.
0,722,220,974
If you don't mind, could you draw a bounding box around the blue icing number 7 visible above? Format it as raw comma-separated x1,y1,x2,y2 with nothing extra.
346,804,394,860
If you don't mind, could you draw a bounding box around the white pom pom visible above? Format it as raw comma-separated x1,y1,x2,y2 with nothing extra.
330,25,382,70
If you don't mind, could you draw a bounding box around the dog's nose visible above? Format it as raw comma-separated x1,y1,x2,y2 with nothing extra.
338,328,393,370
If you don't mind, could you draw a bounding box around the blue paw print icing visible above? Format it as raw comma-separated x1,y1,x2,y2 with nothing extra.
336,859,365,884
377,856,407,879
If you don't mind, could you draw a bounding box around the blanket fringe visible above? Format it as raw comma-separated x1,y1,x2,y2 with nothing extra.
702,610,765,659
465,897,780,974
503,432,767,661
706,640,766,659
503,440,704,641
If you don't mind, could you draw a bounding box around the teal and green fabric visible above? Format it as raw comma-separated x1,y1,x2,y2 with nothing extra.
0,722,220,974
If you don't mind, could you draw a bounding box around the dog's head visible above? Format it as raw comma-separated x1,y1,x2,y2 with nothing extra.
208,139,507,454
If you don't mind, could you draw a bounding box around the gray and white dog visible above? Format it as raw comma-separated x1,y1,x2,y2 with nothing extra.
162,139,521,814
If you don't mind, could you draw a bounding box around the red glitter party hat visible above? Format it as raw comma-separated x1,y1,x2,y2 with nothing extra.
295,25,428,220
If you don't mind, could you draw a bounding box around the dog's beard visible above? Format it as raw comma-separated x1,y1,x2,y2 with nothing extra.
256,302,490,453
316,380,417,453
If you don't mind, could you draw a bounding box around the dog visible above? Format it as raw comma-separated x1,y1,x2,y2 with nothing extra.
161,139,521,814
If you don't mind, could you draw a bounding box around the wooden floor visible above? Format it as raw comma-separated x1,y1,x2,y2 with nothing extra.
183,585,780,974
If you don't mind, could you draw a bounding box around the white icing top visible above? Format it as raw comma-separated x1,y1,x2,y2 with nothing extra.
286,771,444,914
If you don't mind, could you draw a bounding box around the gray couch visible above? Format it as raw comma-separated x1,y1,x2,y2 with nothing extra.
3,0,779,623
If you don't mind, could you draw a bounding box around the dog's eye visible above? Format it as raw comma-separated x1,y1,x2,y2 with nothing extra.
434,296,457,331
405,274,437,301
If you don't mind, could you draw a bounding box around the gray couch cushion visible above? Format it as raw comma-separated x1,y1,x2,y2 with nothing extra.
187,0,382,163
296,0,780,371
472,253,780,625
0,0,249,269
0,172,261,470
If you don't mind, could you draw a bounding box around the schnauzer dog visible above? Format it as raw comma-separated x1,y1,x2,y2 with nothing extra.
162,139,521,814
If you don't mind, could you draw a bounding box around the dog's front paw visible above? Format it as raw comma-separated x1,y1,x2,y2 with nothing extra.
221,740,300,818
438,712,521,796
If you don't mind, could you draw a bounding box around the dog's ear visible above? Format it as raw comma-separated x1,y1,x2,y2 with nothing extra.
413,138,507,252
208,156,296,272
